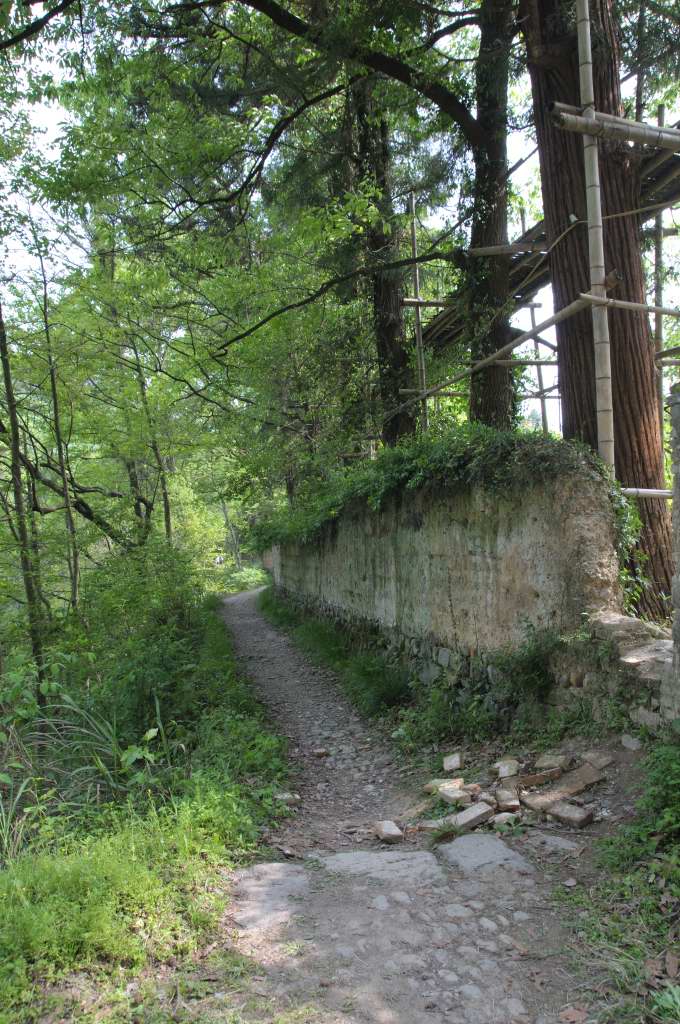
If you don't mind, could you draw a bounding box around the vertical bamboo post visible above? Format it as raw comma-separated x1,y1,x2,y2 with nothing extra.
576,0,615,468
655,104,666,443
521,209,549,434
409,192,429,430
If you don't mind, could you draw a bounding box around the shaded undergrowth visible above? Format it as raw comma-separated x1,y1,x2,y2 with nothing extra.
259,587,623,750
559,735,680,1023
0,546,286,1023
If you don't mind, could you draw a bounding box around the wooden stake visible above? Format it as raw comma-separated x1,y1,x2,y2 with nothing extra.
576,0,615,468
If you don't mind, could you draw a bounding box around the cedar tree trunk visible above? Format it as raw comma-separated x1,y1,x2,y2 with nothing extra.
520,0,672,618
469,0,516,429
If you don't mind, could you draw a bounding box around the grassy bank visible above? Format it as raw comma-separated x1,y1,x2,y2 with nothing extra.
561,738,680,1023
0,548,287,1022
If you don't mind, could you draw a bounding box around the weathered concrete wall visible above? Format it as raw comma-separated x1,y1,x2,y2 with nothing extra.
272,473,622,655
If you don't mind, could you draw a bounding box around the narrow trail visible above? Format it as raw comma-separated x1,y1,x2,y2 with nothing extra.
219,591,596,1024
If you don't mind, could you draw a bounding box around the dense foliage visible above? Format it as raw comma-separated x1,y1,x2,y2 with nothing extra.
0,1,676,1018
0,545,286,1020
254,424,611,546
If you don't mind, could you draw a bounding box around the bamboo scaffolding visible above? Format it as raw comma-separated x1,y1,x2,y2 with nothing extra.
579,293,680,318
412,297,591,403
550,101,680,140
552,110,680,152
399,388,560,400
576,0,615,468
521,208,550,434
409,192,428,430
402,297,544,309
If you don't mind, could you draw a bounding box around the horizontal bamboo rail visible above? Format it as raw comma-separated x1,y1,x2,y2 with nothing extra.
468,242,546,256
579,293,680,318
550,102,680,140
552,110,680,152
621,488,672,498
493,359,558,367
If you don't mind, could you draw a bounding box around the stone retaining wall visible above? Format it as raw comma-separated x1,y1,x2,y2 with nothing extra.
272,472,622,660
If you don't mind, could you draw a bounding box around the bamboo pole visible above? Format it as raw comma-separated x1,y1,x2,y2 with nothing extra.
494,359,558,366
521,209,549,434
550,102,680,141
467,242,546,256
552,109,680,152
656,344,680,360
621,488,672,498
409,192,428,430
414,297,590,402
579,293,680,318
576,0,615,468
655,104,666,443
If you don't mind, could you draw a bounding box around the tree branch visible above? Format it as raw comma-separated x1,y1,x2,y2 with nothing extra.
167,0,483,146
216,247,458,352
0,0,78,52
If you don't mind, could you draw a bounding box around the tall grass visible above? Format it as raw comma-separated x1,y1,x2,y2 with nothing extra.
0,547,287,1021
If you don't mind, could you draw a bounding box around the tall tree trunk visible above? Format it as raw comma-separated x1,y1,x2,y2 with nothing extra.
520,0,672,618
38,251,80,609
130,339,172,543
0,302,47,698
353,80,417,445
468,0,515,429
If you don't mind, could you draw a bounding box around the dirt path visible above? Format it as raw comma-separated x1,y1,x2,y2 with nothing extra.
217,590,597,1024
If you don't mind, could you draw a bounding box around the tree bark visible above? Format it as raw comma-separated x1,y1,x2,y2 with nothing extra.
0,301,47,697
353,80,417,445
468,0,515,429
520,0,672,618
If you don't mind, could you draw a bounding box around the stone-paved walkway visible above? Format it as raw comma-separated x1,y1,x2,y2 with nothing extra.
219,590,595,1024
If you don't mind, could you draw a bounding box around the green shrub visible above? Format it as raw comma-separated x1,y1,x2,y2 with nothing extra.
0,573,287,1019
392,626,565,749
253,424,612,549
223,564,270,592
564,734,680,1020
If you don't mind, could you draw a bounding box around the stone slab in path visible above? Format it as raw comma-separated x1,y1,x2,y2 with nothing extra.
318,849,446,883
231,862,309,930
437,833,535,876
